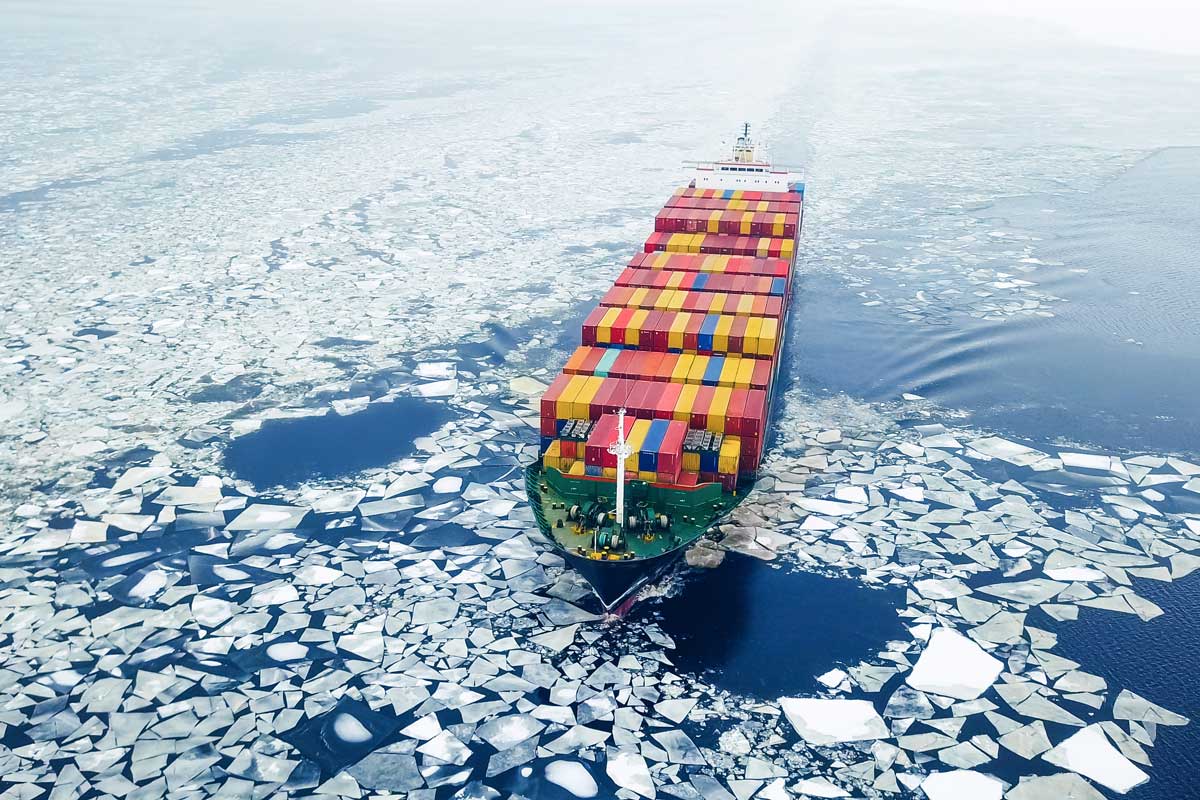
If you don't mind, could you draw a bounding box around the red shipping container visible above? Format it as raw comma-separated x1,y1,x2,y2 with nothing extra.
625,381,656,419
597,379,623,416
654,352,677,381
633,350,658,379
657,420,688,476
751,359,772,391
654,382,683,419
541,417,558,437
726,388,749,435
742,390,767,437
581,307,605,346
561,439,577,460
541,373,573,420
729,316,748,354
611,308,635,345
611,349,636,379
643,351,667,381
579,346,605,375
691,385,716,430
584,416,611,466
684,314,704,351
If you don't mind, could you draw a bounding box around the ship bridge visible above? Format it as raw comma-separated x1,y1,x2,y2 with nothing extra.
685,123,800,192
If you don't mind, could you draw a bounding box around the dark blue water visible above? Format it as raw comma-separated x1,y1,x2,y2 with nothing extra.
224,396,454,488
644,555,906,699
789,147,1200,457
1049,577,1200,800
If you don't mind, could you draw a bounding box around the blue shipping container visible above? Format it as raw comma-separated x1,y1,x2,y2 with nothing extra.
703,356,725,386
698,315,719,352
638,419,669,472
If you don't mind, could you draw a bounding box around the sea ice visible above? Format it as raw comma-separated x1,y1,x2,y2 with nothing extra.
545,761,598,798
906,628,1002,700
1042,724,1149,794
920,770,1002,800
1112,690,1189,726
779,698,888,745
226,504,308,531
605,749,655,799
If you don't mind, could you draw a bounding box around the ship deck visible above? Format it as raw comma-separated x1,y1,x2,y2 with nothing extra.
526,465,742,561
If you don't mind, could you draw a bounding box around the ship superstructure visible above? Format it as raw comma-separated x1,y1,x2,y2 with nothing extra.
526,125,804,611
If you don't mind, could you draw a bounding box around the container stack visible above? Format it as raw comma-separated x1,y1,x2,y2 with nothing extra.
539,184,803,492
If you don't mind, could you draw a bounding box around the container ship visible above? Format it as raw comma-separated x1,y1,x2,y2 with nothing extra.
526,125,803,612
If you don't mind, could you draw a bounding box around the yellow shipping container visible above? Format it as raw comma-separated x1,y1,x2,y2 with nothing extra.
756,200,770,212
719,436,741,475
756,237,771,258
744,317,764,357
666,290,685,312
596,306,621,344
624,419,651,471
735,294,755,317
668,314,691,350
708,386,732,433
708,293,726,316
772,213,786,237
758,317,779,356
671,353,695,383
556,374,586,419
731,190,744,200
702,255,727,273
602,466,617,479
718,357,740,387
667,232,689,253
638,470,657,482
653,252,672,269
714,315,734,352
708,210,722,233
543,440,562,471
666,271,685,290
735,358,755,389
569,460,586,476
675,384,699,422
687,355,709,384
629,287,649,307
572,375,604,419
683,452,701,473
780,239,795,259
687,233,703,254
739,212,753,235
627,309,649,346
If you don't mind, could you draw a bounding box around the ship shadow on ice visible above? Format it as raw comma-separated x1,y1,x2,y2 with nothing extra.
224,396,455,489
638,554,906,700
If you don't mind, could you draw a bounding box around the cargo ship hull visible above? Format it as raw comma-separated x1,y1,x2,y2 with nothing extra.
527,125,803,610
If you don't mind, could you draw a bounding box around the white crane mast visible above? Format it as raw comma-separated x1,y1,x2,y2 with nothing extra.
606,408,633,537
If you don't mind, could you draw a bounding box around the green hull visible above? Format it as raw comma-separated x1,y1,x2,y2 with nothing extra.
525,464,747,609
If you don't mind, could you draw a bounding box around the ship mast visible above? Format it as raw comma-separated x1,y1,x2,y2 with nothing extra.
606,408,632,542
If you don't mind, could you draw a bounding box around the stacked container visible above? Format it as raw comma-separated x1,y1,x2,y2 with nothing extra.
539,181,804,491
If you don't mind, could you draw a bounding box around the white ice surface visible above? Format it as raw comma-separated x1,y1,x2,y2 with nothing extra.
906,627,1003,700
779,698,888,745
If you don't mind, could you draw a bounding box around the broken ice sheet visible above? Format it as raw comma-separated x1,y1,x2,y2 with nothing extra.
906,628,1003,700
921,770,1003,800
779,698,888,745
226,503,308,530
1043,724,1149,794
